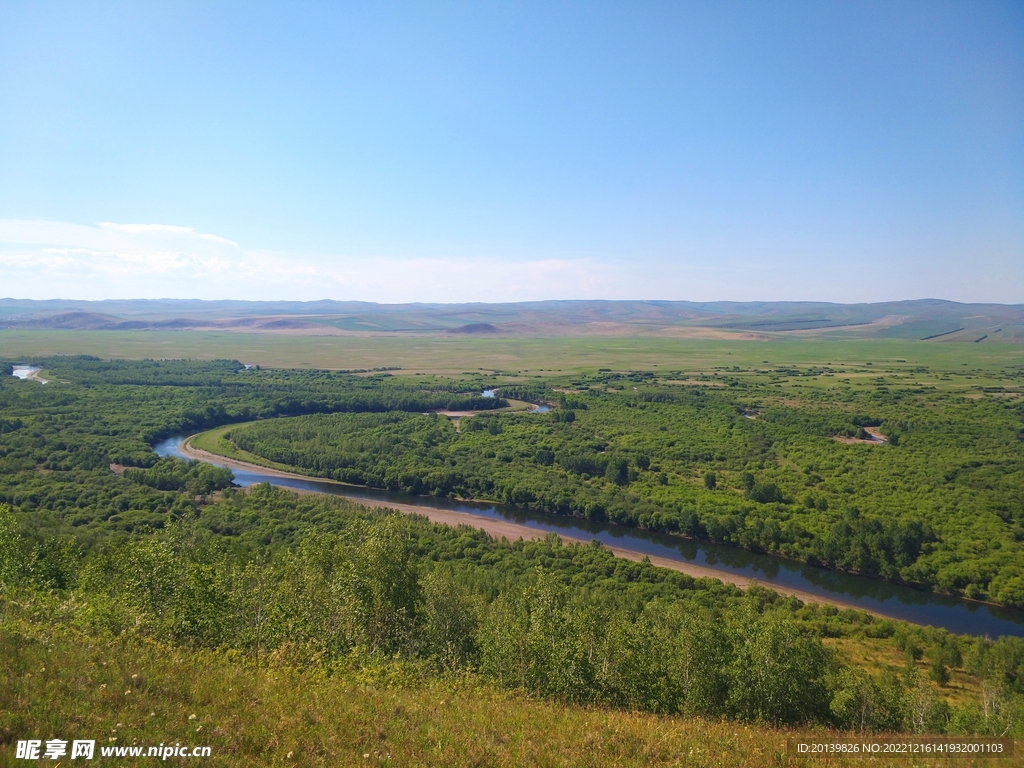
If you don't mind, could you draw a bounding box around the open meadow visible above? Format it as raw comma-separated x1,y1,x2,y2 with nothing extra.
2,330,1021,385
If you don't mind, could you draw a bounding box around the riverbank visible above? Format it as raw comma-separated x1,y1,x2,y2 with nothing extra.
178,435,877,613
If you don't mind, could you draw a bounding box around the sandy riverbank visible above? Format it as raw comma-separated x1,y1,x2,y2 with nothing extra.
178,436,876,613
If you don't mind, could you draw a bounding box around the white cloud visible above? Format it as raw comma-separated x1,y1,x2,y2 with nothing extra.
97,222,240,246
0,219,634,302
2,219,1018,303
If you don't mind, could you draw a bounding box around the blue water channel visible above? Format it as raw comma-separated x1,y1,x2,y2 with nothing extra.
154,435,1024,638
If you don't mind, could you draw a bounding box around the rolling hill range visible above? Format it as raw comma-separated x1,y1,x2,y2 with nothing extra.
0,298,1021,341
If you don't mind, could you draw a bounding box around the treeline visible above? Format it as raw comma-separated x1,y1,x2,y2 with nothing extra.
37,356,250,386
1,494,1018,734
38,357,506,413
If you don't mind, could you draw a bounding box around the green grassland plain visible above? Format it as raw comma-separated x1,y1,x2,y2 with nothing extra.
2,330,1020,387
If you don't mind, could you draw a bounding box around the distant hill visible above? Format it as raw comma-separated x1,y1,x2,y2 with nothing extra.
0,298,1021,341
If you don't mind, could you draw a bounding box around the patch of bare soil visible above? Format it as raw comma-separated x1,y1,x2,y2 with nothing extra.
833,427,888,445
650,326,775,341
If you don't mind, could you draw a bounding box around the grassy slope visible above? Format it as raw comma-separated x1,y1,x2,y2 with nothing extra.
2,619,1009,768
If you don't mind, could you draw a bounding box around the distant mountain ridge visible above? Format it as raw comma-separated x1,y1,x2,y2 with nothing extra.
0,298,1021,341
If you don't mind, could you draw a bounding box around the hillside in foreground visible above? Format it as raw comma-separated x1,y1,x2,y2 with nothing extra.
1,610,1016,768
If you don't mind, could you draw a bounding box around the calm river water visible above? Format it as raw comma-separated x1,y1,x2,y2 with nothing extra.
154,435,1024,638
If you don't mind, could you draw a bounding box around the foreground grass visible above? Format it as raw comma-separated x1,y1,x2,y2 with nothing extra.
0,620,1013,768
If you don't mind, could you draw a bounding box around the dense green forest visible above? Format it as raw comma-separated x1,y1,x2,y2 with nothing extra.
2,355,1024,741
222,369,1024,608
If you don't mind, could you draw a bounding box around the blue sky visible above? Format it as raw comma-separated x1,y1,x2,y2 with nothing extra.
1,1,1021,303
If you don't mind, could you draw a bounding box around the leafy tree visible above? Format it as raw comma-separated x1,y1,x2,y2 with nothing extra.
605,458,629,486
729,609,832,724
345,516,421,655
422,567,480,672
830,667,878,733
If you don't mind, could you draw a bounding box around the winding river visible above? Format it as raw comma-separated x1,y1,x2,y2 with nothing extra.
154,435,1024,638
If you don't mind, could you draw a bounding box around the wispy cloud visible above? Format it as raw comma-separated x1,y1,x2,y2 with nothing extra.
6,218,1016,303
0,219,634,302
